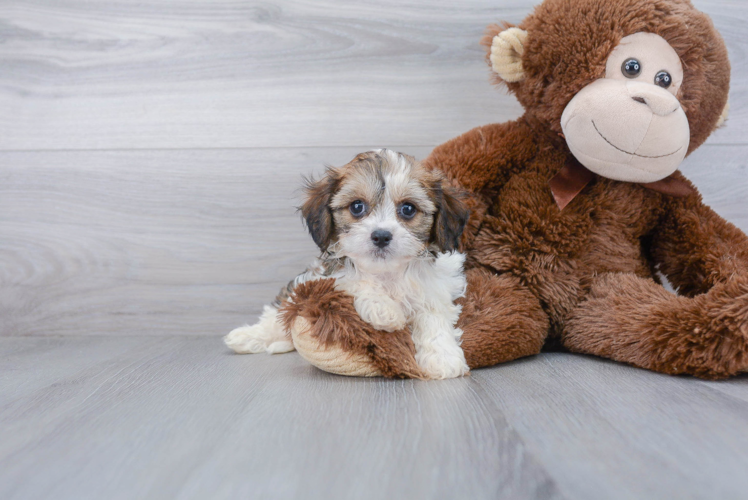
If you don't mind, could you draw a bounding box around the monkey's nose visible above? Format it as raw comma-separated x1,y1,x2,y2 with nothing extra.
627,82,680,116
371,230,392,248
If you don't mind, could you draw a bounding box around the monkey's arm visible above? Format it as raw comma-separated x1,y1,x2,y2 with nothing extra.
424,118,537,193
423,118,538,249
560,188,748,380
650,188,748,296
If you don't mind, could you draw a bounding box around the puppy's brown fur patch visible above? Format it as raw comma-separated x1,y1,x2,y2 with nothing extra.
301,170,341,251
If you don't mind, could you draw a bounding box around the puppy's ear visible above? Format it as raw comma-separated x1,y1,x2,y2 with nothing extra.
432,180,470,252
301,169,339,251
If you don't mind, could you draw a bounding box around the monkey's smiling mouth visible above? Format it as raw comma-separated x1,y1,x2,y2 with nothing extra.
592,121,682,159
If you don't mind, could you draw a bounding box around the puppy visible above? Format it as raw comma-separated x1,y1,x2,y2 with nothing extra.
224,149,471,379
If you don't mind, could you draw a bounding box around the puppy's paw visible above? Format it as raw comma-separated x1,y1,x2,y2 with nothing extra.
355,295,407,332
224,324,270,354
416,338,469,380
224,305,294,354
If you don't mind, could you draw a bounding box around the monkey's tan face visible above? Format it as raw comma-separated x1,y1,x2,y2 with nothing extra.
301,150,468,274
561,33,691,183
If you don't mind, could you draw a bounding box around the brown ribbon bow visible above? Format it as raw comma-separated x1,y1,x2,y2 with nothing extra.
549,157,695,210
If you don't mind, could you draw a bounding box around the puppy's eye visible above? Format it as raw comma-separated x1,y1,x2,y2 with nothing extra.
398,203,417,220
622,58,642,78
655,70,672,89
349,200,367,217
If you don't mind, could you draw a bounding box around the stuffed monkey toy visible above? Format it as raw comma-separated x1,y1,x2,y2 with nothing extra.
283,0,748,380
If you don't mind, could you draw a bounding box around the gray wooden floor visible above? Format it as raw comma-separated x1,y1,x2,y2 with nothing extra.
2,1,748,499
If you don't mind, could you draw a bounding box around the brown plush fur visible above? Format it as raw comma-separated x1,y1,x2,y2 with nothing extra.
422,0,747,379
458,268,549,368
564,273,748,379
280,279,426,379
285,0,748,380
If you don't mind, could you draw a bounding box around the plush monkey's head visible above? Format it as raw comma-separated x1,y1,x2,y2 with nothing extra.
484,0,730,183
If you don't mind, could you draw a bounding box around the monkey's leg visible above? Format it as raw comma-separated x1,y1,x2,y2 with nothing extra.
562,273,748,379
282,271,549,377
280,279,425,379
458,268,549,369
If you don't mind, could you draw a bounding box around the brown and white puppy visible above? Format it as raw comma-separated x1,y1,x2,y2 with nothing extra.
224,149,471,379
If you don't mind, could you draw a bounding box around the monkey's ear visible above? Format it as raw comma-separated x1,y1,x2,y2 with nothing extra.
488,27,528,83
301,170,338,251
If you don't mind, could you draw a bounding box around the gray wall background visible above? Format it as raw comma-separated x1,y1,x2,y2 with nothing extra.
1,0,746,337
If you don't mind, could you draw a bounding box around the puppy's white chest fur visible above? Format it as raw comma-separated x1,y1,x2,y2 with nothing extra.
333,251,469,379
335,252,467,332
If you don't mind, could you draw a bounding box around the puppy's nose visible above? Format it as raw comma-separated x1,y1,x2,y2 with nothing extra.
371,230,392,248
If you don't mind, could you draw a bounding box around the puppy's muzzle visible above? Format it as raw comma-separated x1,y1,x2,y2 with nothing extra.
371,230,392,249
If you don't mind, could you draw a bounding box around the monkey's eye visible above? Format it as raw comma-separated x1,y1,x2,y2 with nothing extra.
398,203,417,220
349,200,367,217
654,71,673,89
622,58,642,78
